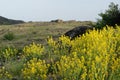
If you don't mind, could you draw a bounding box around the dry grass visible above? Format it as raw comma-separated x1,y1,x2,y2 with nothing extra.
0,21,94,49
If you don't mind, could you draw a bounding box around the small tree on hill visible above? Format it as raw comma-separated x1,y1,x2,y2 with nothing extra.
95,2,120,29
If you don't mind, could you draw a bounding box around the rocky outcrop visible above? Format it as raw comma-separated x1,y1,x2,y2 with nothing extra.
51,19,63,23
64,26,93,40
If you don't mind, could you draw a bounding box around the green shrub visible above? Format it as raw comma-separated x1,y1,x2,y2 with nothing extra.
95,2,120,29
3,32,15,41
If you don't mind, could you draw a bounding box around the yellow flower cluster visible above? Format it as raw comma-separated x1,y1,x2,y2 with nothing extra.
47,35,72,57
23,42,44,59
47,37,56,47
47,25,120,80
59,35,71,46
0,67,12,79
21,58,50,80
55,52,85,80
0,48,18,61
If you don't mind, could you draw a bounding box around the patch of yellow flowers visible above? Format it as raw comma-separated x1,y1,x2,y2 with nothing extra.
55,52,86,80
23,42,44,60
0,25,120,80
46,25,120,80
0,48,18,62
21,58,50,80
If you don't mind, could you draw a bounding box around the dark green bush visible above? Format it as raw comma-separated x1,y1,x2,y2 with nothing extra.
3,32,15,41
95,2,120,29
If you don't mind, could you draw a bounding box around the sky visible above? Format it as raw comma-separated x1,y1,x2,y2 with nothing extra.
0,0,120,22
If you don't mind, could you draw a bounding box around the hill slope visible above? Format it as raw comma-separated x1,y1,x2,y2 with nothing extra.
0,16,24,25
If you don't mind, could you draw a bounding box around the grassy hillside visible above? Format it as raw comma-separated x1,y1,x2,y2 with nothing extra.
0,21,93,49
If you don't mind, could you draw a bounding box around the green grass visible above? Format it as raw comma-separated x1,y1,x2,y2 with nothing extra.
0,21,93,49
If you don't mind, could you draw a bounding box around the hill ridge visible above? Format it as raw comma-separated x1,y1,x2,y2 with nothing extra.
0,16,24,25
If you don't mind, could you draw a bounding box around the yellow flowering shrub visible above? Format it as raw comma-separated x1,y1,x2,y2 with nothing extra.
46,36,72,60
0,47,18,62
55,52,86,80
23,42,44,60
21,58,50,80
0,67,12,79
47,25,120,80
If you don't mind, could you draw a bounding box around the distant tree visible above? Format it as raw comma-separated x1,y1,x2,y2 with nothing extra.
95,2,120,29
